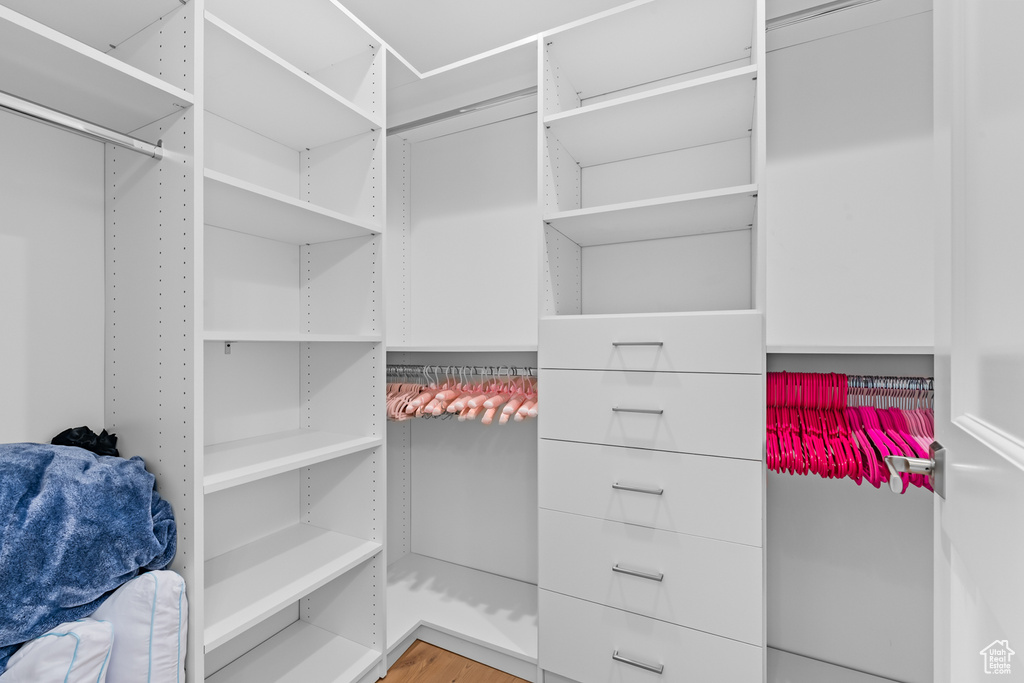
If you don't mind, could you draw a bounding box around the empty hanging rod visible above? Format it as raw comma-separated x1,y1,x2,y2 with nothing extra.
0,90,164,159
387,86,537,137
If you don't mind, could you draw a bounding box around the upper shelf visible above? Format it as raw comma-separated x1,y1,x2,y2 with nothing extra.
0,5,193,134
545,65,757,167
208,0,374,74
545,184,758,247
204,170,380,244
544,0,755,111
204,13,379,150
1,0,183,54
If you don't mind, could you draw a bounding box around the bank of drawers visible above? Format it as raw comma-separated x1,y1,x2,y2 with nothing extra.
537,312,764,683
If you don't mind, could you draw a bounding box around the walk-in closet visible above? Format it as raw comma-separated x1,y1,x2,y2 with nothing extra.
2,0,1021,682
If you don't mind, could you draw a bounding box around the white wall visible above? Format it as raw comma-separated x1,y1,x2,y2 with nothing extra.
766,11,934,350
0,112,105,442
397,114,539,348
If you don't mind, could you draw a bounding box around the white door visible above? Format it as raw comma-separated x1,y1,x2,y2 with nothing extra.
934,0,1024,681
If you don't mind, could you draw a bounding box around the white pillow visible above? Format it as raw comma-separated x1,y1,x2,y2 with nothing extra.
0,619,113,683
91,570,188,683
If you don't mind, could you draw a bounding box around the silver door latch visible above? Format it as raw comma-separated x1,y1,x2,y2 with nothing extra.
884,441,946,498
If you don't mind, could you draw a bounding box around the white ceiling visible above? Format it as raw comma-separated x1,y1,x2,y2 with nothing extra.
340,0,632,74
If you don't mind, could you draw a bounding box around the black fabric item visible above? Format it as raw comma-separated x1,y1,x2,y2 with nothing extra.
50,426,119,458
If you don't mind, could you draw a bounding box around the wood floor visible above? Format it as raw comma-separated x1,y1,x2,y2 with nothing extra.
385,640,530,683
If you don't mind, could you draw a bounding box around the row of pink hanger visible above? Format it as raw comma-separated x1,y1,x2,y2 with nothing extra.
767,372,934,492
386,366,538,425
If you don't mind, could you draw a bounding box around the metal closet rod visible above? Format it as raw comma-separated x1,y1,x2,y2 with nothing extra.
387,86,537,137
766,0,884,31
0,90,164,159
387,364,537,377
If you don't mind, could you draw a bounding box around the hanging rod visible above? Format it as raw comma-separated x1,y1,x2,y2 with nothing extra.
387,86,537,137
387,364,536,377
766,0,884,31
0,90,164,159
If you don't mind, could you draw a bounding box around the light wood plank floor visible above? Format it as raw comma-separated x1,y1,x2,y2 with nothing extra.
385,640,530,683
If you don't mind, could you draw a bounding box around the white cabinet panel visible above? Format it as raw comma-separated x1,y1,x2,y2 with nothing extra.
539,369,762,459
539,590,762,683
539,439,762,546
539,311,762,373
539,509,762,644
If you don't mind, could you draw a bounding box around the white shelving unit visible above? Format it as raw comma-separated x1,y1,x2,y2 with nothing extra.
200,0,386,679
541,0,764,316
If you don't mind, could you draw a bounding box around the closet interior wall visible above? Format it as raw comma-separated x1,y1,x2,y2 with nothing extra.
765,3,935,682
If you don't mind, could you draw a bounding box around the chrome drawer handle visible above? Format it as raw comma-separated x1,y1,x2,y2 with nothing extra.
612,482,664,496
612,407,664,415
612,564,664,582
612,341,664,347
612,651,664,675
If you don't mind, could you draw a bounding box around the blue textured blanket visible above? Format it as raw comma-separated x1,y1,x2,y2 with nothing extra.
0,443,176,672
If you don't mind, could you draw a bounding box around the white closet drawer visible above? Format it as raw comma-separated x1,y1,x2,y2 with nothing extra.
539,509,762,643
539,439,762,546
540,311,763,373
539,369,762,459
539,589,762,683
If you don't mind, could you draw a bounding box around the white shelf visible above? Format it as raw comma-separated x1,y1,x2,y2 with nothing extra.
204,332,381,343
0,5,193,134
545,0,754,108
205,524,381,650
768,648,898,683
204,13,378,150
545,65,757,167
204,430,382,494
545,184,757,247
768,345,935,355
206,621,380,683
204,170,380,244
206,0,374,76
387,553,538,664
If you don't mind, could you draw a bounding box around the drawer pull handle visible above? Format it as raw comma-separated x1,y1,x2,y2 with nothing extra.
612,564,664,582
612,651,665,674
612,341,664,347
612,482,664,496
612,407,664,415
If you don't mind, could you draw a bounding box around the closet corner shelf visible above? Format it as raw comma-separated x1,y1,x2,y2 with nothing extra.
544,184,758,247
206,621,380,683
204,430,382,494
0,5,193,134
205,12,380,150
386,344,539,353
766,345,935,355
204,524,382,651
387,553,538,664
544,64,757,167
204,332,382,344
204,170,381,244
